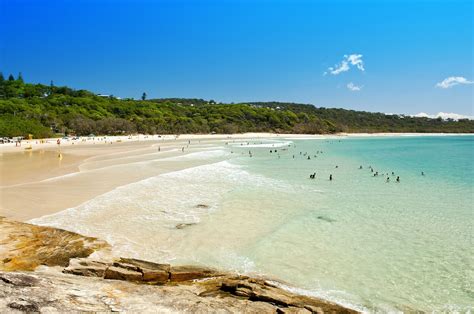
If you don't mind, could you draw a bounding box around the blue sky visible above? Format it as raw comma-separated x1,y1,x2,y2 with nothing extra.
1,0,472,116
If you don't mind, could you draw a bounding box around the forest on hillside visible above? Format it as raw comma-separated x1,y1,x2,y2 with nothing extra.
0,73,472,138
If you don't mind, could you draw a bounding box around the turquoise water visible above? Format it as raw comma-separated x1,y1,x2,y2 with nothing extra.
32,136,474,312
225,136,473,311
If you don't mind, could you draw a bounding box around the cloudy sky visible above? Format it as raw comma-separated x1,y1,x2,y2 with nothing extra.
1,0,472,116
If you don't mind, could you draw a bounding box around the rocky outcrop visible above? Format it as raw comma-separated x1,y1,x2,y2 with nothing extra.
0,217,108,271
62,257,357,313
0,217,358,313
64,257,225,285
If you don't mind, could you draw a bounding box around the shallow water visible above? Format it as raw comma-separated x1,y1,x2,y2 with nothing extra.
31,136,474,312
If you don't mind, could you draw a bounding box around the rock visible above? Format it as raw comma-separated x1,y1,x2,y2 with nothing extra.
277,306,312,314
142,269,169,284
317,216,336,223
112,261,141,272
195,204,209,208
170,265,222,282
0,217,109,271
176,223,197,229
118,258,170,273
118,258,170,284
0,272,39,287
104,266,142,282
64,259,108,277
304,305,324,314
8,300,39,312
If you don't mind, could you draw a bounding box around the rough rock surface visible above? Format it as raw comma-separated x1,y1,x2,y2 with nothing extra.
0,217,358,313
0,216,108,271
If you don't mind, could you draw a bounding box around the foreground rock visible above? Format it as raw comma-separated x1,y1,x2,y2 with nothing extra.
0,267,356,313
0,217,357,313
0,217,108,271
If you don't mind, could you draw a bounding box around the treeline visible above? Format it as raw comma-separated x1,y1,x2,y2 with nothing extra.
0,74,473,138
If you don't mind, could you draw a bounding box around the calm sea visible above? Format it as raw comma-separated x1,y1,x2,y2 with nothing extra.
32,135,474,312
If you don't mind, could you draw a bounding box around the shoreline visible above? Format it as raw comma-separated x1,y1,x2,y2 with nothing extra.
2,132,472,221
1,133,471,312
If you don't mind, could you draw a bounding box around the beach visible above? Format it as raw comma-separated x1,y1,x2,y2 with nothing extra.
1,133,472,312
0,133,303,221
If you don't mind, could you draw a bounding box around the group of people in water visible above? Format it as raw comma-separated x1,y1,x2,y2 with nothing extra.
226,140,429,184
365,166,401,182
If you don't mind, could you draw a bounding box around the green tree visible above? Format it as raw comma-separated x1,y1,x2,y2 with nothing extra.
17,72,24,83
0,72,4,82
8,74,15,81
142,92,147,101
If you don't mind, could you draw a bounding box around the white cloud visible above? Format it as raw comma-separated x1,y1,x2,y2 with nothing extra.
412,112,474,121
435,76,473,89
347,82,363,91
326,54,365,75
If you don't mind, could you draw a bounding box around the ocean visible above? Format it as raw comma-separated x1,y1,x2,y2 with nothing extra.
31,135,474,312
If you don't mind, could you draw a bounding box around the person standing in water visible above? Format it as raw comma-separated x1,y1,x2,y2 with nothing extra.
329,174,333,181
396,176,400,182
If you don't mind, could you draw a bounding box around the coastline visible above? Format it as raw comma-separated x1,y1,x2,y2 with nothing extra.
2,132,471,221
0,217,357,313
1,132,472,312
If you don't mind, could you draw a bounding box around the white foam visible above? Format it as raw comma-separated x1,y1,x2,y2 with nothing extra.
162,149,230,160
29,160,293,261
229,140,293,148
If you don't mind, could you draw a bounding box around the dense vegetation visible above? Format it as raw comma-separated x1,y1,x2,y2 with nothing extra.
0,73,472,138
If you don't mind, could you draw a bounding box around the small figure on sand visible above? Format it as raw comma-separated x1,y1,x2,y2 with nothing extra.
182,147,185,152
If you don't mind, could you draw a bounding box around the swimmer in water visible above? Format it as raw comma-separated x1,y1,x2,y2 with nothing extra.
421,171,425,176
386,177,390,183
396,176,400,182
329,174,333,181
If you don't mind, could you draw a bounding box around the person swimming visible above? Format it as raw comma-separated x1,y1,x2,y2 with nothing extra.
396,176,400,182
359,165,363,169
386,177,390,183
307,156,311,160
421,171,425,176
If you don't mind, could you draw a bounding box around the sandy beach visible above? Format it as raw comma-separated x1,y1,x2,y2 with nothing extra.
0,133,319,221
